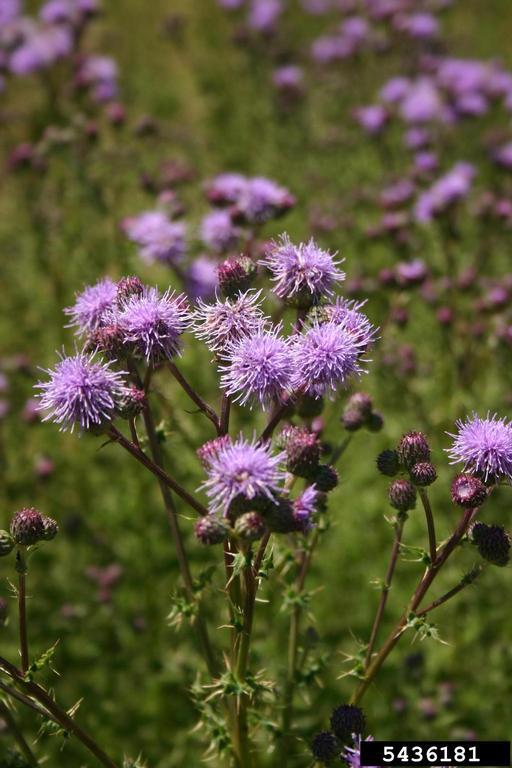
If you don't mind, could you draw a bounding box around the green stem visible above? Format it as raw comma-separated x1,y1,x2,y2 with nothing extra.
280,529,320,766
351,507,476,706
364,514,406,670
16,552,29,675
418,488,437,566
233,563,256,768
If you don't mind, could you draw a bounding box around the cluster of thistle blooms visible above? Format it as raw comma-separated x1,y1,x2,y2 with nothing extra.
0,507,58,558
0,0,117,96
35,231,378,540
311,703,370,767
122,172,295,302
379,418,512,567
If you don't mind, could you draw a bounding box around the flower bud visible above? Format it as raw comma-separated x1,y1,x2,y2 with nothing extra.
234,512,266,542
341,409,365,432
264,499,297,534
194,515,229,545
470,522,511,567
284,427,321,477
10,508,45,546
409,462,437,487
86,325,125,358
311,464,339,493
389,479,416,512
377,449,399,477
311,731,339,763
41,516,59,541
0,530,14,557
450,474,487,508
217,256,256,298
397,431,430,469
117,386,147,419
346,392,373,418
367,411,384,432
116,276,144,304
330,704,365,742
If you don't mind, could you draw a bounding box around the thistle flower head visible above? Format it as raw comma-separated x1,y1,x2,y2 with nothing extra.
122,211,186,265
195,514,229,545
291,321,367,398
64,277,118,335
447,413,512,481
219,324,294,409
311,731,339,764
450,473,487,508
200,434,285,513
235,177,294,223
10,507,45,546
470,522,511,566
262,234,344,305
192,290,265,354
330,704,365,742
322,298,378,348
36,351,127,432
117,287,190,363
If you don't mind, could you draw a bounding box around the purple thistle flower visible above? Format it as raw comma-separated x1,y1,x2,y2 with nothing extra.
64,277,118,335
200,434,286,513
139,220,186,266
36,351,127,432
262,234,344,305
379,76,410,104
323,298,378,348
247,0,282,34
291,321,367,398
192,290,265,354
117,287,190,363
400,77,443,124
200,209,241,252
219,324,294,409
293,485,319,531
447,413,512,481
0,0,20,26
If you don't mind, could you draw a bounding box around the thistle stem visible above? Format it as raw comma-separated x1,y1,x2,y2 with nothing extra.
220,394,231,436
416,564,485,618
109,426,208,516
17,553,29,676
329,435,353,467
280,529,320,767
233,563,256,768
0,700,39,766
141,404,219,677
351,506,476,706
418,488,437,565
168,362,220,433
364,514,406,670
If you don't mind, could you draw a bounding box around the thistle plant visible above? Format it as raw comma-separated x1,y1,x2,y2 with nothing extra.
0,215,510,767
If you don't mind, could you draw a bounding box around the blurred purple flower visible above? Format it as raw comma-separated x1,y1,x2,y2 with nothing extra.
200,209,240,252
379,76,410,104
400,77,443,123
247,0,282,33
414,162,476,222
293,486,319,531
354,105,388,135
185,256,218,302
